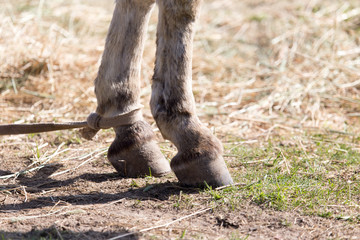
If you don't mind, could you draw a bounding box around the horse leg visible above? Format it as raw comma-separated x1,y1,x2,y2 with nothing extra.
95,0,170,177
151,0,233,187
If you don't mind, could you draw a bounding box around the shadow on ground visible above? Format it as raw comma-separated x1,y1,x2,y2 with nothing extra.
0,227,139,240
0,167,199,211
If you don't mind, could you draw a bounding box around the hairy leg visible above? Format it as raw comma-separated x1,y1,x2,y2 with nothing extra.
151,0,233,186
95,0,170,177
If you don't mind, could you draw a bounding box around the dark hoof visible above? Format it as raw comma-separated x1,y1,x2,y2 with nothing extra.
107,121,171,177
171,150,233,188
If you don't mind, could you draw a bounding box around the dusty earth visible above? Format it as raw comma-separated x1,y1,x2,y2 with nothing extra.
0,132,359,240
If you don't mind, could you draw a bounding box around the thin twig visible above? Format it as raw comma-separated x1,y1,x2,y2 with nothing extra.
51,148,107,177
277,148,291,174
215,182,246,191
0,163,58,180
215,181,258,191
0,146,106,180
0,207,66,221
240,158,272,165
21,88,55,99
107,208,212,240
22,186,28,202
0,142,67,180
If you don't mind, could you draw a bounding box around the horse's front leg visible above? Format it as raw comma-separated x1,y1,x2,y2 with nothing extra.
95,0,170,177
151,0,233,187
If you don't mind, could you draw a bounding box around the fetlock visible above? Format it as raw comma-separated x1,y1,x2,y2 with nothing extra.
108,120,170,177
152,113,233,187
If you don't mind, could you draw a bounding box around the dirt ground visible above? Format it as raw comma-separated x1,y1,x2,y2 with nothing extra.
0,133,359,240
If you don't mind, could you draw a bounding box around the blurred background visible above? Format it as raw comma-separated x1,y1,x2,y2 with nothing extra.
1,0,360,140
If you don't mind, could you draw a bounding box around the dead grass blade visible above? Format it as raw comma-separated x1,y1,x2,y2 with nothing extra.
50,147,108,177
107,207,212,240
0,207,67,222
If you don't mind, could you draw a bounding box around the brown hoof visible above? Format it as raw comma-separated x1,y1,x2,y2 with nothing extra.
171,149,233,188
107,121,171,177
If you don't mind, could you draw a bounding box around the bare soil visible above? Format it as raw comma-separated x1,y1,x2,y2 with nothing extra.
1,134,359,240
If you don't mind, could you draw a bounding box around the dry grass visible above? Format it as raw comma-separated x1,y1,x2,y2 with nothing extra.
1,0,358,184
192,0,360,140
1,0,360,139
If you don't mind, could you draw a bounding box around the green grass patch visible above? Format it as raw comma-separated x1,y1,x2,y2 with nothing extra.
203,133,360,221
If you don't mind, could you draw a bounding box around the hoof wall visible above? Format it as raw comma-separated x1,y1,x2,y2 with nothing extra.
171,151,233,188
107,121,171,178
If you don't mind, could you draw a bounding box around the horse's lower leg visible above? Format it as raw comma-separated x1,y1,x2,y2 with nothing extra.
95,0,170,177
151,0,233,187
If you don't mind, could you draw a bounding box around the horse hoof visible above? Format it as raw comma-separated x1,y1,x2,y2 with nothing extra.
171,149,233,188
108,121,171,177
